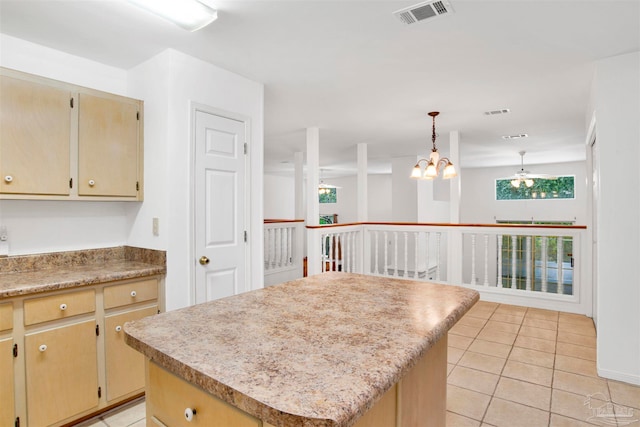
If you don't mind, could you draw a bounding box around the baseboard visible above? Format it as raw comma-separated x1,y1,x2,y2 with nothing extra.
597,367,640,386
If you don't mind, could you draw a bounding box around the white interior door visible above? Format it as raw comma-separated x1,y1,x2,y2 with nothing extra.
194,110,246,303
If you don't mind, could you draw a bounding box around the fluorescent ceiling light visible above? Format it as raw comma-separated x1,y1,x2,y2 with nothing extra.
127,0,218,32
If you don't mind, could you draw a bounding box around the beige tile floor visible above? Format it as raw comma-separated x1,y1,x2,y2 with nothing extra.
78,302,640,427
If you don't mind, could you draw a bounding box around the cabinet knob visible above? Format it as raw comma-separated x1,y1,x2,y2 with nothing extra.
88,179,95,187
115,325,122,332
59,303,68,311
39,344,47,352
130,290,137,297
4,175,13,183
184,407,197,422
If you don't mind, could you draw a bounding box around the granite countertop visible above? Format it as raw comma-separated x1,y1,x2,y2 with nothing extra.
0,246,166,299
125,272,479,427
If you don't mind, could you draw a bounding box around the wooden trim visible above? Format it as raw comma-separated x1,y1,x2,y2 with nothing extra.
264,219,305,224
307,221,586,230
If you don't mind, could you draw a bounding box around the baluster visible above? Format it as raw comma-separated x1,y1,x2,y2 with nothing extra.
330,233,336,272
435,232,441,281
511,235,517,289
384,231,389,276
374,231,379,274
352,231,357,273
497,234,503,288
426,232,431,279
393,232,399,277
557,237,564,294
471,234,477,285
264,228,269,270
414,232,419,279
525,236,532,291
288,227,293,266
280,228,285,268
338,233,343,272
321,234,326,273
270,228,276,270
403,232,408,278
541,237,548,293
483,234,490,286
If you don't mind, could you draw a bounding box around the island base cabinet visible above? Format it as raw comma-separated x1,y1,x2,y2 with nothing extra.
144,335,446,427
25,320,99,427
105,306,158,402
146,361,260,427
0,338,15,427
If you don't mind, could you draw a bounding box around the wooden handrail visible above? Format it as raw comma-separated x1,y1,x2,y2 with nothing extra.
306,221,586,230
264,219,305,224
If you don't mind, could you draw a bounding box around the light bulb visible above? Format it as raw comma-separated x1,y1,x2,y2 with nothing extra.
425,161,438,178
525,179,534,188
511,179,520,188
443,162,457,179
410,165,422,179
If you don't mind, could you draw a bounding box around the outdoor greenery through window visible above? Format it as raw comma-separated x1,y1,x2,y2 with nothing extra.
319,188,336,203
496,176,575,200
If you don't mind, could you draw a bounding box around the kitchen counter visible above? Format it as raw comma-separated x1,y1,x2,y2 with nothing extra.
0,246,166,298
125,272,479,427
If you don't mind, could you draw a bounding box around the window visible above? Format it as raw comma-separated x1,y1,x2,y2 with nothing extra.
319,188,336,203
496,176,575,200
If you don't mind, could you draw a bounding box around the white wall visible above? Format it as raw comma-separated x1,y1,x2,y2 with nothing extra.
128,49,264,311
264,174,295,219
0,34,136,255
1,36,264,313
592,51,640,385
460,161,588,224
320,174,392,223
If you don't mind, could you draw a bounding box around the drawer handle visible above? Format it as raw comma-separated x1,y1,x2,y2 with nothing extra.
88,179,95,187
115,325,122,332
39,344,47,352
59,303,68,311
4,175,13,183
130,290,137,297
184,407,197,422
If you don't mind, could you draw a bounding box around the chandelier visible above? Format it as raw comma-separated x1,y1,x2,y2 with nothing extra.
410,111,457,180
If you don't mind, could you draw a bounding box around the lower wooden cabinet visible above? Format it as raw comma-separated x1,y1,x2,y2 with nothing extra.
0,338,15,427
105,306,157,402
147,361,260,427
25,320,99,427
3,275,162,427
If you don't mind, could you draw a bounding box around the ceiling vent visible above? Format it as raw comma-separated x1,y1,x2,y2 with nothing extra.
393,0,454,25
502,134,528,140
484,109,511,116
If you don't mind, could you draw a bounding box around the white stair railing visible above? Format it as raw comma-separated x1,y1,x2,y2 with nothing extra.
304,222,590,316
263,219,304,286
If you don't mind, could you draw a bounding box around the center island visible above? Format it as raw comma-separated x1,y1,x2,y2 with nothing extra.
124,272,479,427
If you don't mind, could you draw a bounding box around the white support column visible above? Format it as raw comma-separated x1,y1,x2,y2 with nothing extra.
306,127,321,276
447,130,463,284
357,143,368,222
294,151,304,220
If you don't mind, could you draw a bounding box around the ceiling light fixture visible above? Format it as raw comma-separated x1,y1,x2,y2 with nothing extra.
127,0,218,32
410,112,457,180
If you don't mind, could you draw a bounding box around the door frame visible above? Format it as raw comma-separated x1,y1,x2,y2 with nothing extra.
585,112,598,325
189,102,252,305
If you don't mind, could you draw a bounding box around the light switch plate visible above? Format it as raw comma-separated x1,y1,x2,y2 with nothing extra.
152,218,159,236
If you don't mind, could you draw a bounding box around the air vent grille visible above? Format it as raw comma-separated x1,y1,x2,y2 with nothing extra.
502,134,528,140
393,0,454,25
484,109,511,116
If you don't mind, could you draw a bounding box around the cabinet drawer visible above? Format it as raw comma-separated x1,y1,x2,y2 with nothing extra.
24,289,95,326
104,278,157,309
0,303,12,331
147,361,260,427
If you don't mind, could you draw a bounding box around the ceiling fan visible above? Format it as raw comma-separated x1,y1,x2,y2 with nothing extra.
509,151,556,188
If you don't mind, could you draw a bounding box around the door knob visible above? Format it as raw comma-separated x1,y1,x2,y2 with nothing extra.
199,256,210,265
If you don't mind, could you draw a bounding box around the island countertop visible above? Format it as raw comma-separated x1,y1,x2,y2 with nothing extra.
124,272,479,427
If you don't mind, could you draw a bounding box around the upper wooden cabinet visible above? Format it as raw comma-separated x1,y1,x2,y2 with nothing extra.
0,67,144,201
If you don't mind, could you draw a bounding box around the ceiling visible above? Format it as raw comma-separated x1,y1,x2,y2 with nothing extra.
1,0,638,177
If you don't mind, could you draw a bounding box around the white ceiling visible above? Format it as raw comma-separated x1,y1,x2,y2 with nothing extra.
1,0,638,177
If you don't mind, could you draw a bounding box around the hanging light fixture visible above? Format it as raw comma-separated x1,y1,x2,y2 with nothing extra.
410,112,457,180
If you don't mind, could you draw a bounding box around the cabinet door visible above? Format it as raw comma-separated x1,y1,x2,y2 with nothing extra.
78,93,139,197
0,338,15,427
25,320,99,427
105,306,157,402
0,75,71,195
